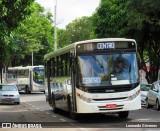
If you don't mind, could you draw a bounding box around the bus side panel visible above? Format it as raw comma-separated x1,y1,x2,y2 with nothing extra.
53,78,72,111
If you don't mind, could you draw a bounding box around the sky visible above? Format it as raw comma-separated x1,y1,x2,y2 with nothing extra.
35,0,100,29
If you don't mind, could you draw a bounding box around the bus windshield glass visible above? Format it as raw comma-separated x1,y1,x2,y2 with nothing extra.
33,67,44,84
77,53,138,86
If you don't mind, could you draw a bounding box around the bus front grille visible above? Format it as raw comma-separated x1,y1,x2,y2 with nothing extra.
87,88,131,93
92,97,128,101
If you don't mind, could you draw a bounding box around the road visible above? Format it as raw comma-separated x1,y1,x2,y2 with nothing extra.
0,92,160,130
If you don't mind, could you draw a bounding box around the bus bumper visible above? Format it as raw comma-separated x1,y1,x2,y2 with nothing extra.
76,95,141,113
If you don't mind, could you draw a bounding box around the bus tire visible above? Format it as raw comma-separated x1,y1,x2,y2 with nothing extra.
25,86,31,94
118,111,129,119
67,95,77,120
51,93,58,113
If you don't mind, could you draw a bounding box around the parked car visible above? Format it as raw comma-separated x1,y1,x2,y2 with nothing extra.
146,80,160,110
0,84,20,104
140,84,152,105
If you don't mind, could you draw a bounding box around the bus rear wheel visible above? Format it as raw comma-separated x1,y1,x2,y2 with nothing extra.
51,93,58,113
118,111,129,119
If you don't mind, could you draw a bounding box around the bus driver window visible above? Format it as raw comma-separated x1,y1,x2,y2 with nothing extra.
113,56,130,80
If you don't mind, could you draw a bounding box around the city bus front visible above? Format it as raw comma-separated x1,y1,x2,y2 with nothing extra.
75,40,141,118
33,66,45,92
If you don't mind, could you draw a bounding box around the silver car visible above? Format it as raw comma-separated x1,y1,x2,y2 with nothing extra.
140,84,152,105
0,84,20,105
146,81,160,110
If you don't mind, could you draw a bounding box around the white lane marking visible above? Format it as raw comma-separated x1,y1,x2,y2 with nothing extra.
52,115,57,117
129,118,151,122
78,128,90,131
69,123,76,126
60,119,66,122
46,112,50,115
136,119,151,121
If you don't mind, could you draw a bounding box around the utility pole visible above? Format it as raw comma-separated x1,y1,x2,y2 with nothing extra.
54,0,57,51
0,68,2,83
32,52,33,66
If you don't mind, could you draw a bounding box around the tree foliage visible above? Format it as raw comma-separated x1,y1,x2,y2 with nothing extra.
0,0,34,67
9,2,54,66
57,16,95,48
91,0,160,83
126,0,160,83
92,0,128,38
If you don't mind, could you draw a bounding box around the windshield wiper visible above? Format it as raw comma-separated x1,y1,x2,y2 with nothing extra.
90,53,104,68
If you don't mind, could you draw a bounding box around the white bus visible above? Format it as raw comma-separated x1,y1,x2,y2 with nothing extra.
44,38,141,119
3,66,45,94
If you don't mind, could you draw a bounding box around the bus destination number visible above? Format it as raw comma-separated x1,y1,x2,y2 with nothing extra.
97,42,115,49
83,77,101,84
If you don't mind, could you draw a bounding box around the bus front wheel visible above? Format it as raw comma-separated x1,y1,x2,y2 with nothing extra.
25,86,31,94
118,111,129,119
67,95,77,120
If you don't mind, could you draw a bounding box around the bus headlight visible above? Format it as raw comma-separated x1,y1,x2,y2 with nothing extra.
77,93,92,103
128,90,140,101
86,98,92,103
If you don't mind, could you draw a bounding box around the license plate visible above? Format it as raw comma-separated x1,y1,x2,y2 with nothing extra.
4,98,12,100
106,104,117,108
2,98,13,104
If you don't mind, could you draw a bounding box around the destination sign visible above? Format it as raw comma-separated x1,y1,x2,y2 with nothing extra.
83,77,101,84
76,41,136,52
34,67,44,71
97,42,115,49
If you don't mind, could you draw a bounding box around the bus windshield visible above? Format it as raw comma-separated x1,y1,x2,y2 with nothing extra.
33,67,44,84
77,53,138,86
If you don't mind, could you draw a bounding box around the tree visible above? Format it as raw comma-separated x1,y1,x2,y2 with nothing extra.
0,0,34,82
10,2,54,66
126,0,160,83
57,16,95,48
0,0,34,65
92,0,128,38
91,0,160,83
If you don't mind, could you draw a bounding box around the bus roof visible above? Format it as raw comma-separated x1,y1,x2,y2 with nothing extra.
8,65,44,70
44,38,136,61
